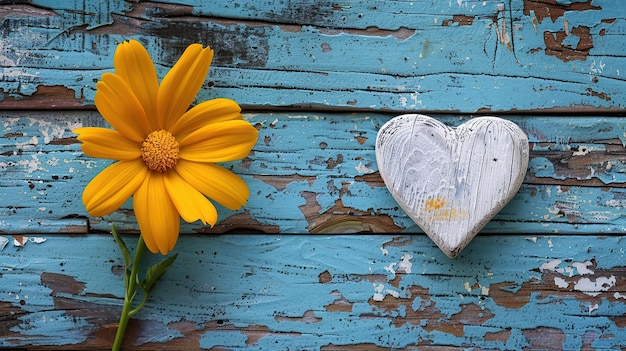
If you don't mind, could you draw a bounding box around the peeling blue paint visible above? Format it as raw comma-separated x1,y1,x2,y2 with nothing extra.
1,1,626,349
3,112,626,234
0,234,624,349
1,1,624,111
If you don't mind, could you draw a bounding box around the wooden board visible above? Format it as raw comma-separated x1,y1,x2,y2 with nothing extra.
2,110,626,236
0,1,624,112
1,1,626,350
1,234,626,350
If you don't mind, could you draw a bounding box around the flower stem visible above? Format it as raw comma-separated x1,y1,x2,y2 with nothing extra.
112,235,146,351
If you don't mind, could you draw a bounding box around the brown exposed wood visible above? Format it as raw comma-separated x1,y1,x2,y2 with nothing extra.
523,0,601,23
0,86,86,109
254,174,316,191
41,272,86,295
543,26,593,62
490,281,534,309
324,290,353,312
192,211,280,234
318,27,416,41
0,302,23,337
484,329,512,342
322,344,401,351
299,186,404,233
442,15,475,27
274,310,322,323
318,270,333,283
522,327,566,351
491,262,626,311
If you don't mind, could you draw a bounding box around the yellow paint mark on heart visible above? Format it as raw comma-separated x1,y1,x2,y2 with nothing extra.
425,197,446,211
421,197,468,222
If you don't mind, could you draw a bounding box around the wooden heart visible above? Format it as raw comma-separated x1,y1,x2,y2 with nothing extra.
375,115,529,258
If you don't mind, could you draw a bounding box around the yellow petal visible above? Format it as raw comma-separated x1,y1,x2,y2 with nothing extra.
170,98,242,139
175,159,249,210
133,172,180,255
114,40,159,130
74,127,141,160
95,73,151,142
164,170,218,225
178,120,258,162
82,159,147,217
157,44,214,130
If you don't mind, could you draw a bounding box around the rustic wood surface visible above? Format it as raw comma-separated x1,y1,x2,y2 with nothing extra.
0,0,624,112
1,1,626,350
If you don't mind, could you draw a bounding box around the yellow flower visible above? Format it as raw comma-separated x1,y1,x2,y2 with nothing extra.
74,40,258,255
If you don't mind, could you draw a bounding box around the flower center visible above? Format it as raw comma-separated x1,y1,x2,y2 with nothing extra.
141,130,180,172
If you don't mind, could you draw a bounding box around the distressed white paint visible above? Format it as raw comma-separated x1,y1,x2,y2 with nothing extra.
397,254,413,273
355,161,374,173
572,261,594,275
376,115,529,258
589,303,599,315
574,276,616,296
384,262,397,274
372,283,385,301
554,277,569,288
12,236,47,247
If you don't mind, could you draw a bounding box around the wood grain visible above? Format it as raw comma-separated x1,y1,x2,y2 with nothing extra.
0,1,624,112
376,115,528,257
1,1,625,350
1,234,625,350
3,111,626,236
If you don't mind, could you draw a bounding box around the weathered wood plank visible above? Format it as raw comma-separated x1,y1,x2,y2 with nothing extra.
2,111,626,235
0,1,624,112
0,233,624,350
1,2,625,349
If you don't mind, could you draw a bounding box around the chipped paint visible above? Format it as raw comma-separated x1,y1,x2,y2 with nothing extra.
397,254,412,274
0,236,8,251
5,111,626,234
0,1,626,348
540,259,562,273
1,233,626,349
354,161,374,173
494,3,512,49
571,260,594,275
574,276,616,296
1,2,623,112
12,236,47,247
554,276,569,288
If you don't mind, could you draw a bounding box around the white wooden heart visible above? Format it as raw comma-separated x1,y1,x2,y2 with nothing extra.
375,114,529,258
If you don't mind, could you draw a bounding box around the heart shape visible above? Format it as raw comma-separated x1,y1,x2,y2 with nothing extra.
375,115,529,258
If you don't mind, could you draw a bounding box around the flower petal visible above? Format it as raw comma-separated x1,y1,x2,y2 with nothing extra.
164,170,218,225
114,40,159,130
95,73,151,142
170,98,242,139
178,120,258,162
82,159,147,217
133,172,180,255
175,159,249,210
74,127,141,160
157,44,214,130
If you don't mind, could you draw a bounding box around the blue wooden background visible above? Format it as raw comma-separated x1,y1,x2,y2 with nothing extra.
1,1,625,350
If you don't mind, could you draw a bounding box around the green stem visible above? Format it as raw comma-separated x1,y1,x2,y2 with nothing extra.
112,235,146,351
129,293,149,318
